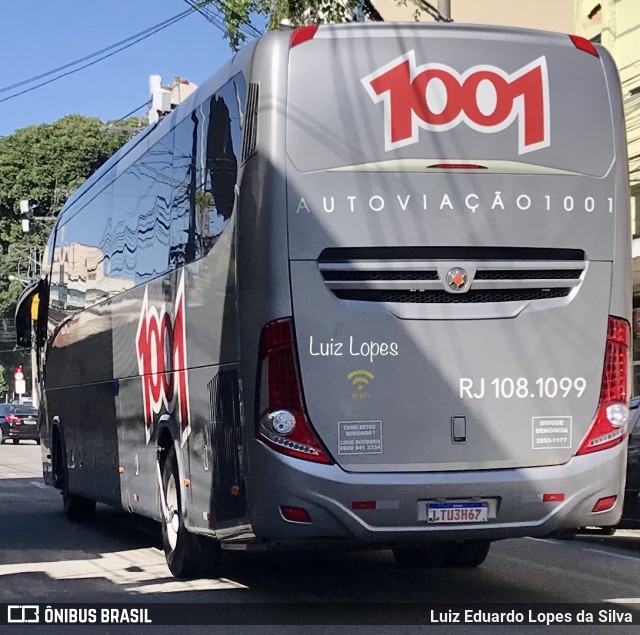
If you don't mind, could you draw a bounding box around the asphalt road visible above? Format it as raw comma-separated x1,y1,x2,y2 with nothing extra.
1,443,639,634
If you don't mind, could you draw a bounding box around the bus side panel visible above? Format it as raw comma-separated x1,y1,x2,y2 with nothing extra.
185,217,244,533
236,33,292,536
44,304,120,506
601,47,632,322
109,234,244,528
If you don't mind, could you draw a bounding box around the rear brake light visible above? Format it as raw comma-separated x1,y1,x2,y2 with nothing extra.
576,316,630,455
592,496,617,513
352,500,377,510
428,163,487,170
569,34,599,58
291,25,318,48
5,415,21,425
280,505,311,523
542,493,565,503
256,318,333,464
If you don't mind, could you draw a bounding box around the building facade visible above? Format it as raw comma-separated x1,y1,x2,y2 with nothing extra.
373,0,575,32
574,1,640,392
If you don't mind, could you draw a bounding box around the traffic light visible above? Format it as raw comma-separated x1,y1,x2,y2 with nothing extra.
14,366,26,396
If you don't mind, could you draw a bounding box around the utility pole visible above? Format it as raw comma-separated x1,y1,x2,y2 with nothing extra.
438,0,451,20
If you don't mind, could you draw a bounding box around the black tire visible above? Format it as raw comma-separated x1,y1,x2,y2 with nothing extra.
393,544,447,568
161,447,220,579
54,431,96,522
445,540,491,568
36,439,41,446
63,489,96,522
549,530,577,540
0,429,4,444
12,439,19,445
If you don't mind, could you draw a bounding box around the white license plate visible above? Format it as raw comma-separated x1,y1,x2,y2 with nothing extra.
23,419,36,425
427,502,488,524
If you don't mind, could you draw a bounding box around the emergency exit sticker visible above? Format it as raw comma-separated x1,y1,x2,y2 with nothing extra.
338,421,383,455
531,416,572,450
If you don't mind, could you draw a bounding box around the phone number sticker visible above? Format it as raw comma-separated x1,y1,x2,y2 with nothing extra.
459,377,587,400
532,416,572,449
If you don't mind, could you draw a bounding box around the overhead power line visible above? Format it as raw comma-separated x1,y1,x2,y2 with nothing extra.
0,9,195,105
0,9,193,96
107,99,153,127
182,0,262,39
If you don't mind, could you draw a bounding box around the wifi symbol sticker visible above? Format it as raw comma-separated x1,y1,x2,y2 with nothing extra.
347,369,375,394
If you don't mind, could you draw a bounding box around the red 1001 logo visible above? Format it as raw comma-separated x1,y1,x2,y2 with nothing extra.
135,273,191,446
362,52,550,155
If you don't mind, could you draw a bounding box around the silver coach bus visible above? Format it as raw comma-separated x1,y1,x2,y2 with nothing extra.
16,23,631,577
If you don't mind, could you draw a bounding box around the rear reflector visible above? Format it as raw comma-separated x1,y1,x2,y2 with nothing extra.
352,500,376,510
576,316,630,455
256,318,333,464
280,506,311,523
569,34,599,58
542,493,565,503
592,496,617,513
291,25,318,48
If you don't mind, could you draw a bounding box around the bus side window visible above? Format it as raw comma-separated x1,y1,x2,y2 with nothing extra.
201,76,245,257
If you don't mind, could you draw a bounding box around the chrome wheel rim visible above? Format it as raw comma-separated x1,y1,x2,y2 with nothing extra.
166,473,179,550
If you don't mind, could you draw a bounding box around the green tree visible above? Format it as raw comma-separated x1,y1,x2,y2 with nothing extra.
0,115,132,399
215,0,446,50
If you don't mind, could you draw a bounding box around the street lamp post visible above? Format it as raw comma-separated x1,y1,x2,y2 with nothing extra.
438,0,451,20
8,274,30,286
7,275,38,408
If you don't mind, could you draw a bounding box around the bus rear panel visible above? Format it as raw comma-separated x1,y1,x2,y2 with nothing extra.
246,23,631,545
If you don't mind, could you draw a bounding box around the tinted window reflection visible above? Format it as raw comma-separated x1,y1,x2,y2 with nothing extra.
50,185,114,314
50,73,246,315
170,74,245,266
134,130,174,284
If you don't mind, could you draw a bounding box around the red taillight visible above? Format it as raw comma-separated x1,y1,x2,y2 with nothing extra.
352,500,376,510
576,316,630,455
256,318,333,464
428,163,487,170
592,495,617,513
280,506,311,523
290,25,318,48
569,34,599,58
5,415,21,425
542,493,565,503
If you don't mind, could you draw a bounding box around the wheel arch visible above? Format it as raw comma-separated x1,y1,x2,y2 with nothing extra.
156,419,193,527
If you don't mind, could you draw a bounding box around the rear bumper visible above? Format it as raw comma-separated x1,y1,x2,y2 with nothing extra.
5,425,39,441
248,440,627,545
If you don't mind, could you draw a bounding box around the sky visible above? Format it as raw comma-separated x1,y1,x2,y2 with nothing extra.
0,0,253,137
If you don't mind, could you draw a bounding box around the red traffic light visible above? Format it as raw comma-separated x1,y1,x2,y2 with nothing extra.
14,366,24,381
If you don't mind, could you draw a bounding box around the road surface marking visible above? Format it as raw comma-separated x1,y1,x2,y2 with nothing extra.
582,547,640,562
526,537,560,545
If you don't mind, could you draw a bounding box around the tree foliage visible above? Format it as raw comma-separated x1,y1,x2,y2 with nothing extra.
0,115,132,399
213,0,451,50
218,0,384,50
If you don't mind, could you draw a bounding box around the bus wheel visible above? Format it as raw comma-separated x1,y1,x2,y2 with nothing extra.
445,540,491,568
62,483,96,522
392,544,446,568
161,447,220,579
57,444,96,522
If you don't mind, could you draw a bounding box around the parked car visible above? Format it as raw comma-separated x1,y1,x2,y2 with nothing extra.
618,396,640,527
0,404,39,445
